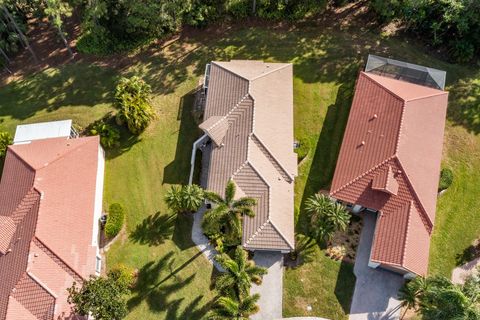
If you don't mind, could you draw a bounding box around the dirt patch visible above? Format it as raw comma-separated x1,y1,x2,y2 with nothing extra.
325,215,363,263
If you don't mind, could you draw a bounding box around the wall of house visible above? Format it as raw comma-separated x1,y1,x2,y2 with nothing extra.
92,145,105,275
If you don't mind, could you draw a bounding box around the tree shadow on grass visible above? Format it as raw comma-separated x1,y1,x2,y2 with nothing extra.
296,82,354,234
128,250,204,313
447,77,480,135
334,261,356,315
165,295,215,320
163,88,202,185
129,211,176,246
0,64,117,120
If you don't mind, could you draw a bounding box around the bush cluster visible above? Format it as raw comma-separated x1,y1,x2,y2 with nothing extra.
439,167,454,191
88,117,121,149
108,264,135,288
105,203,125,238
370,0,480,62
115,76,156,135
0,132,13,158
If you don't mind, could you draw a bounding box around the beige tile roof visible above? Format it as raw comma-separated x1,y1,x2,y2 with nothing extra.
203,61,296,251
199,116,230,146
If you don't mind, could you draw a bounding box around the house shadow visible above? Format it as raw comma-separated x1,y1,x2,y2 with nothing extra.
129,211,176,246
334,261,356,314
296,82,354,234
163,88,202,185
172,213,196,251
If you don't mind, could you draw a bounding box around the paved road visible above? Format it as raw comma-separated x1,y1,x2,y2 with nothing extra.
349,214,404,320
251,251,284,320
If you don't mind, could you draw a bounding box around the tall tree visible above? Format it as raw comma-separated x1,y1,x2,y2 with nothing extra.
0,3,37,63
43,0,73,57
214,247,267,298
202,180,256,246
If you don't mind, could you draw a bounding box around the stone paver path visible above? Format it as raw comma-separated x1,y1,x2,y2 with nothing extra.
251,251,284,320
191,206,224,271
349,213,404,320
452,256,480,284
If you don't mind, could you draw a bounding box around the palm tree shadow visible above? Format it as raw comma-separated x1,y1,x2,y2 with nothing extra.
165,295,215,320
128,251,204,312
129,211,176,246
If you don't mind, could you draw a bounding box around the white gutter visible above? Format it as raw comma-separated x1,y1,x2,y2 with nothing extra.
189,134,208,185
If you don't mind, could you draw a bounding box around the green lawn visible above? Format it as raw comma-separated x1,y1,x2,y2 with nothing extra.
0,15,480,320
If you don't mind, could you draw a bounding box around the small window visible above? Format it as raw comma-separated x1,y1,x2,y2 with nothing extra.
95,256,102,274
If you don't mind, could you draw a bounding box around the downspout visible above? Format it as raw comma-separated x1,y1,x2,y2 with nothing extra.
189,134,208,185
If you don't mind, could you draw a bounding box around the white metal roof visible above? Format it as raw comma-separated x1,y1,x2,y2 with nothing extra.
14,120,72,144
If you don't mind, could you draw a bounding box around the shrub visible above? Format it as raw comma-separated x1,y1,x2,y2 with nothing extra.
115,76,156,135
0,132,13,158
108,264,135,288
88,119,121,149
105,203,125,238
225,0,251,18
439,167,454,191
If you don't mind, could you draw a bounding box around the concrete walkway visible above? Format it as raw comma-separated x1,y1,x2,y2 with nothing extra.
191,206,224,271
251,251,284,320
452,256,480,284
349,214,404,320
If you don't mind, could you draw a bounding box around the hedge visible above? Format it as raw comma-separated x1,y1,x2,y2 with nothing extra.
439,168,454,192
105,203,125,238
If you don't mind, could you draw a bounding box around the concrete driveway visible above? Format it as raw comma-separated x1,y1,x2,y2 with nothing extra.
251,251,284,320
349,214,404,320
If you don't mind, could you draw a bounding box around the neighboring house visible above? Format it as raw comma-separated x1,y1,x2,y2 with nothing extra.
196,60,297,253
330,55,449,277
0,121,105,320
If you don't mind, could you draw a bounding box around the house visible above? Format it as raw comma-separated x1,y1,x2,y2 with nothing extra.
0,121,104,320
330,55,449,277
196,60,297,253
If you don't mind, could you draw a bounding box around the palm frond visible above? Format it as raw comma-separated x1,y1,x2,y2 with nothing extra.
204,191,224,204
232,197,257,208
225,180,236,204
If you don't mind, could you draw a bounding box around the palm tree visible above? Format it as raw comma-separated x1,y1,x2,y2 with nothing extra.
304,194,350,245
202,180,256,245
208,292,260,320
164,184,204,214
398,277,426,319
214,247,267,297
165,185,182,212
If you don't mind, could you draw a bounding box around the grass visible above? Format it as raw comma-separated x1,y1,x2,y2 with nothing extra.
1,10,480,319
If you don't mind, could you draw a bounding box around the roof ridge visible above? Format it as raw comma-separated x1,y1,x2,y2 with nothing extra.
211,61,250,81
404,90,448,102
362,72,406,102
268,218,295,249
249,63,291,82
400,201,414,266
331,155,396,195
204,93,251,132
9,188,40,224
250,133,294,182
25,272,58,299
32,237,84,283
34,137,96,172
5,146,36,172
245,220,270,244
393,157,433,230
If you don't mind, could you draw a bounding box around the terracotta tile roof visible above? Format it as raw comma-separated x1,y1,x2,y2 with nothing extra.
330,71,448,275
0,136,102,319
372,165,398,195
203,61,296,251
0,216,16,254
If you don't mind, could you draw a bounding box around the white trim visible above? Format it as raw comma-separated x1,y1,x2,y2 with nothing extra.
92,146,105,249
189,134,208,185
